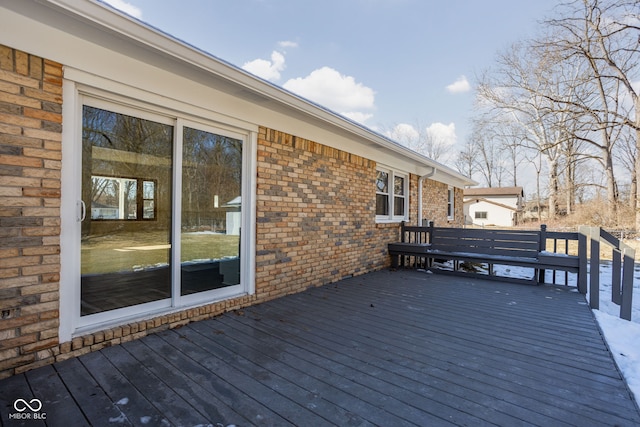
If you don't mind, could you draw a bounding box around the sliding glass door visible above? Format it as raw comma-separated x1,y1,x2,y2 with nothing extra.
79,101,245,320
80,105,173,315
180,126,242,295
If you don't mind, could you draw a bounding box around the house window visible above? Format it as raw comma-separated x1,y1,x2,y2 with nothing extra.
475,211,488,219
447,186,455,220
376,168,408,221
376,170,389,216
394,175,406,216
90,176,157,220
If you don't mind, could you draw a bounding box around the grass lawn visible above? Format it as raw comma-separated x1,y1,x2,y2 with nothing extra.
81,231,239,274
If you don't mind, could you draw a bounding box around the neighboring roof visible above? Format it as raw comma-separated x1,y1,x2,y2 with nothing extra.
1,0,476,188
222,196,241,208
463,198,518,212
463,187,524,197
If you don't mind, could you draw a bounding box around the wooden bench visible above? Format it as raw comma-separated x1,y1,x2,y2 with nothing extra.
388,222,586,285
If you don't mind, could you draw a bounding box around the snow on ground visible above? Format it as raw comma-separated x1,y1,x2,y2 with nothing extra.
588,261,640,403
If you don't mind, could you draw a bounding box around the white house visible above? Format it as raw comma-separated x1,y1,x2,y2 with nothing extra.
463,187,524,227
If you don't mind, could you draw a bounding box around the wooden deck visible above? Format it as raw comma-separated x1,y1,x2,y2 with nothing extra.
2,269,639,426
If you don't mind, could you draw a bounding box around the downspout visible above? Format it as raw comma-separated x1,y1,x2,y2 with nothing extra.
418,167,436,226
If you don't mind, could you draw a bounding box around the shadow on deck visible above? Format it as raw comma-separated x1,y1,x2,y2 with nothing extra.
1,270,639,426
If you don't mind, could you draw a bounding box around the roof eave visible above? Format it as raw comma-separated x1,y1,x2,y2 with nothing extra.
40,0,475,186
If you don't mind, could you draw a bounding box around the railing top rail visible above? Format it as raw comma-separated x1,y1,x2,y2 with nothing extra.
545,230,580,240
598,227,636,255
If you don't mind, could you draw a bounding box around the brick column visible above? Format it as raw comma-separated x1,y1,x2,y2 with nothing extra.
0,45,63,378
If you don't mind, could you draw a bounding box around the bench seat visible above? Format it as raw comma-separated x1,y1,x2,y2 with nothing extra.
388,223,585,285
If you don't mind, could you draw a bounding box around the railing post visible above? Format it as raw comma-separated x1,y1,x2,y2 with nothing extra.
589,227,600,310
399,221,406,268
427,220,434,244
612,248,621,305
577,227,588,295
538,224,547,284
621,247,634,321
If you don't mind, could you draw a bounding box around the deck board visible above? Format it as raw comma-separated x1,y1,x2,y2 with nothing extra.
1,269,639,426
54,358,129,427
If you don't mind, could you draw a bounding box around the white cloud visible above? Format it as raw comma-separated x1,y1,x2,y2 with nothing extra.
102,0,142,19
426,122,457,146
278,41,298,49
387,123,420,145
283,67,375,123
446,76,471,94
242,51,286,81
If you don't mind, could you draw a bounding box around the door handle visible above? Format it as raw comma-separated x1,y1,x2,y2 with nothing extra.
79,200,86,222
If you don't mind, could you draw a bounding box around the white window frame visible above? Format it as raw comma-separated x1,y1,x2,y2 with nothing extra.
475,211,488,219
447,186,455,220
60,75,257,340
376,167,409,223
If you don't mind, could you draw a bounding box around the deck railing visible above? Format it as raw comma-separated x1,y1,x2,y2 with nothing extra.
395,223,634,321
580,226,635,321
539,224,587,290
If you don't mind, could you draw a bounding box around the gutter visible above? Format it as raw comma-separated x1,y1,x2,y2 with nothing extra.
24,0,475,188
418,167,436,226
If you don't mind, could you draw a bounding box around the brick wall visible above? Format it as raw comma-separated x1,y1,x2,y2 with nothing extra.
420,179,464,227
0,46,63,377
255,128,397,299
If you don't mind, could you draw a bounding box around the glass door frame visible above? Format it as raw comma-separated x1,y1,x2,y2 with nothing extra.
174,118,250,308
61,84,256,339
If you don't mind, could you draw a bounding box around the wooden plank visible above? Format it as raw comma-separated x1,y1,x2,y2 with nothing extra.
184,320,410,426
98,344,213,426
538,254,580,268
621,248,634,321
388,242,431,253
546,231,580,240
435,239,539,252
158,327,328,426
590,228,601,309
212,317,502,425
24,364,89,425
54,357,132,427
0,373,46,426
120,336,249,425
434,228,539,241
217,309,530,426
79,350,169,427
136,331,290,426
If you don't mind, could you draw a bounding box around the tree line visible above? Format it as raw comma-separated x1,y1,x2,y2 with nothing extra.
456,0,639,228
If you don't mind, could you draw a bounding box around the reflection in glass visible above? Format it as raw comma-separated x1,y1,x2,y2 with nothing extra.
376,171,389,216
394,176,405,216
181,127,242,295
81,106,173,315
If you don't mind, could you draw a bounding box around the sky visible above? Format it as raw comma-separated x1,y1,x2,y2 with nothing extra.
101,0,561,171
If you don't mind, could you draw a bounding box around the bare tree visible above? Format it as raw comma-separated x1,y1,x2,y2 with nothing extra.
385,121,455,164
542,0,640,227
454,139,479,179
466,120,507,187
476,42,579,219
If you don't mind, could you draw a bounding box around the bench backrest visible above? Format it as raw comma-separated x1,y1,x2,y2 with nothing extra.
400,223,433,244
432,227,540,259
